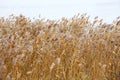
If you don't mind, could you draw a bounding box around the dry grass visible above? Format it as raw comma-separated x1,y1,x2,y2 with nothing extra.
0,14,120,80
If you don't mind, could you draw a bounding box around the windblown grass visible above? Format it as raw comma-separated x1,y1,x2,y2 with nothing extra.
0,14,120,80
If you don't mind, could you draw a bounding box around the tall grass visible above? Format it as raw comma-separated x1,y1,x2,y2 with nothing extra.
0,14,120,80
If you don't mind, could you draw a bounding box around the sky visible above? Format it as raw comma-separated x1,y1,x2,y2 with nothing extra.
0,0,119,7
0,0,120,23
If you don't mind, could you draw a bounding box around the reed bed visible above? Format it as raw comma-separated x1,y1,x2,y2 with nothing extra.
0,14,120,80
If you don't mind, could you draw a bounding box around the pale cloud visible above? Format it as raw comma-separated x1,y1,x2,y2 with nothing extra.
0,0,119,7
0,0,104,7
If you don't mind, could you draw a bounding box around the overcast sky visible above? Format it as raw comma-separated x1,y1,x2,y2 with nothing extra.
0,0,120,23
0,0,119,7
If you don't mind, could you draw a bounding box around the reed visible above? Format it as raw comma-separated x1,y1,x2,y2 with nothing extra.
0,14,120,80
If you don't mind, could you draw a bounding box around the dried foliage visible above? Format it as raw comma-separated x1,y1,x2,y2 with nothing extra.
0,14,120,80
